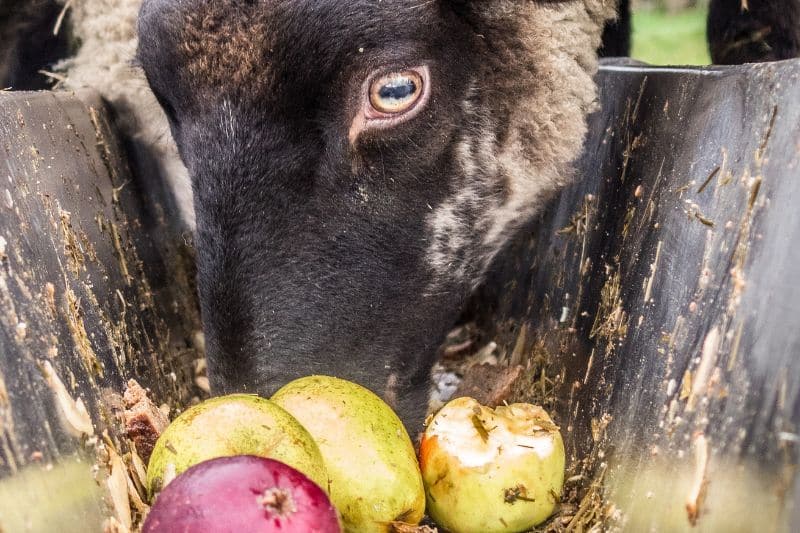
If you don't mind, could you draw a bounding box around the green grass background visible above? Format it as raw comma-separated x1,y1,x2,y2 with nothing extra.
631,7,711,65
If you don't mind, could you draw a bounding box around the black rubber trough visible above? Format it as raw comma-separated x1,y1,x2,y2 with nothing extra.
474,58,800,532
0,58,799,532
0,91,202,531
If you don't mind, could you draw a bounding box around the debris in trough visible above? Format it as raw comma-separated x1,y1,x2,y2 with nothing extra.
388,522,438,533
123,380,168,464
40,359,94,438
685,432,710,526
104,444,133,531
452,363,525,408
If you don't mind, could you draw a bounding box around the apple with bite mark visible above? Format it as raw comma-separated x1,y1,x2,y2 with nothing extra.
420,397,565,533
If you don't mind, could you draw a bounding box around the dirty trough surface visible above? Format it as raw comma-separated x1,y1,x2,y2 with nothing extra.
2,58,800,532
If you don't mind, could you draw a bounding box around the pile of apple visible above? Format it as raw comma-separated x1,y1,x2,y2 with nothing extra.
141,376,565,533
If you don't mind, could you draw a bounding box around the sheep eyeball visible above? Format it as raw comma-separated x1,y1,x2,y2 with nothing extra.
368,69,424,115
348,65,430,144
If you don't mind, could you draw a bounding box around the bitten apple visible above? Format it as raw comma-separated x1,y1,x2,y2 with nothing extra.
420,397,565,533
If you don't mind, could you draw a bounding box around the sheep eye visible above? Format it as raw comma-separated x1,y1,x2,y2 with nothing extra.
349,66,430,143
369,71,423,114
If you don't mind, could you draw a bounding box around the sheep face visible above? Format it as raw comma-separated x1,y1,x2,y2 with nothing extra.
138,0,612,428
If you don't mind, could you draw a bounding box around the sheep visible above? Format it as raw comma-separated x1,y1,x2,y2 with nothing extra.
134,0,615,427
2,0,614,430
6,0,796,428
601,0,800,63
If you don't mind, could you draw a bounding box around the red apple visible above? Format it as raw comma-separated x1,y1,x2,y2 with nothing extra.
142,455,341,533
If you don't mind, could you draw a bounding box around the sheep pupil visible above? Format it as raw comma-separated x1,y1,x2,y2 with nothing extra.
379,79,417,102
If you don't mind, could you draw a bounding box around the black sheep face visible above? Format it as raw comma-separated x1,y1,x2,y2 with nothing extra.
138,0,612,429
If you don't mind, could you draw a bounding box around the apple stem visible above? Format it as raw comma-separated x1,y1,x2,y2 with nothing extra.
504,485,536,504
259,487,296,518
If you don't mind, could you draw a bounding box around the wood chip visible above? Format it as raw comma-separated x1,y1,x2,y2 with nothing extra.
107,447,133,531
40,360,94,437
685,432,710,526
452,364,525,407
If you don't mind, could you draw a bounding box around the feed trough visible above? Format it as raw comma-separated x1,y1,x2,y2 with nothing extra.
1,58,799,531
472,58,800,531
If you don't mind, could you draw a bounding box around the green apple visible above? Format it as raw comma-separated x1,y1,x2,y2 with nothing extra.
420,397,565,533
146,394,327,495
272,376,425,533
